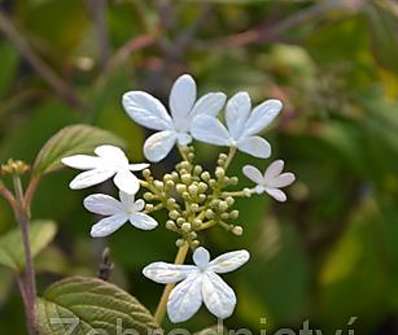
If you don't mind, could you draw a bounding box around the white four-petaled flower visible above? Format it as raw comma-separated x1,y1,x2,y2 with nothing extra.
62,145,149,194
84,191,158,237
122,74,226,162
243,160,295,202
191,92,282,159
143,247,250,323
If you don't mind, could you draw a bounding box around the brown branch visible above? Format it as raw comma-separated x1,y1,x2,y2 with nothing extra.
0,180,17,212
0,10,83,109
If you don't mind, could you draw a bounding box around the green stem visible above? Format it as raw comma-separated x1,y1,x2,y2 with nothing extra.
178,145,190,162
12,175,37,335
224,146,237,171
154,242,190,325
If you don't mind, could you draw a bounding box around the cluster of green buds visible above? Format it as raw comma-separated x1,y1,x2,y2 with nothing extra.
140,146,250,248
1,159,30,176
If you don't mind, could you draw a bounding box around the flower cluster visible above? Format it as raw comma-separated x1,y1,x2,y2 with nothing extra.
62,74,295,323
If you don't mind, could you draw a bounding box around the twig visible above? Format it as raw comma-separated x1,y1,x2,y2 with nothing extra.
0,10,83,109
86,0,110,69
97,247,114,281
0,180,17,211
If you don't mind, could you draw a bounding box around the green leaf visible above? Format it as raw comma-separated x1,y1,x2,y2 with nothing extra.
0,220,57,272
37,276,159,335
32,124,125,176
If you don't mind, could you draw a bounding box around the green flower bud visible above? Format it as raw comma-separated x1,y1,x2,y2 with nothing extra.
191,203,200,212
230,176,239,185
166,220,177,230
171,171,179,181
165,180,175,189
182,191,190,199
142,169,151,179
176,217,185,225
209,179,217,187
145,204,154,212
198,182,208,193
221,213,230,220
188,184,198,196
198,194,207,202
243,188,252,197
205,209,215,219
167,198,176,207
226,196,235,206
232,226,243,236
163,173,172,182
169,210,180,220
181,174,192,185
154,180,164,190
188,153,195,161
143,192,154,201
215,167,225,179
219,153,228,161
230,210,239,219
218,201,228,212
190,231,198,239
176,239,185,247
191,240,200,248
193,165,203,176
176,184,187,193
201,171,211,181
192,218,202,228
181,222,192,232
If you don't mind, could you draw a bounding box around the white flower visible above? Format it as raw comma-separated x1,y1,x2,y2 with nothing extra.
84,191,158,237
122,74,226,162
62,145,149,194
243,160,295,202
191,92,282,159
143,247,250,323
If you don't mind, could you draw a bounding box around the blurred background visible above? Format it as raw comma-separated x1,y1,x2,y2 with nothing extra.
0,0,398,334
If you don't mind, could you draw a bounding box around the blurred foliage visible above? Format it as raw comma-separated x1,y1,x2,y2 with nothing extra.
0,0,398,334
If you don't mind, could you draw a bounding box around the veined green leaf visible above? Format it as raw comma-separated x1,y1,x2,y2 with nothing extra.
0,220,57,272
32,124,125,176
37,276,159,335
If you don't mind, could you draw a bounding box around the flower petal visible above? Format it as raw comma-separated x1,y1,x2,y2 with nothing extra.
208,250,250,274
169,74,196,130
129,213,158,230
83,194,123,216
265,188,287,202
90,213,128,238
193,247,210,269
176,133,192,146
167,274,203,323
237,136,271,159
191,92,226,118
69,169,115,190
95,145,128,165
122,91,173,131
225,92,251,140
264,160,284,181
61,155,103,170
133,199,145,212
242,165,264,185
143,262,198,284
113,170,140,194
143,130,177,162
268,172,295,188
242,99,282,137
129,163,150,171
191,115,231,146
202,272,236,319
119,191,135,208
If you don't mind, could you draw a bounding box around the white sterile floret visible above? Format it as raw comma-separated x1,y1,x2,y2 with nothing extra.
191,92,282,159
143,247,250,323
243,160,295,202
84,191,158,238
62,145,149,194
122,74,226,162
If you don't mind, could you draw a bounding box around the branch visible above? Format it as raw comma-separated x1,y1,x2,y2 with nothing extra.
0,10,83,109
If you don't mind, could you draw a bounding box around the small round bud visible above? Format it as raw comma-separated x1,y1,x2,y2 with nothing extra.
215,167,225,179
226,196,235,206
209,179,217,187
219,153,228,161
210,199,220,208
171,172,179,181
188,153,195,161
193,165,203,176
205,209,215,219
143,169,151,179
175,218,184,225
192,218,202,228
230,176,239,185
181,222,191,232
191,240,200,248
165,180,175,189
145,204,154,212
166,220,177,230
188,184,198,196
232,226,243,236
176,184,187,194
198,194,207,203
143,192,154,201
230,210,239,220
154,180,164,190
181,174,192,185
218,201,228,212
198,182,208,193
221,213,230,220
191,203,200,212
169,210,180,220
201,171,211,181
176,239,185,247
190,231,198,239
243,188,252,197
167,198,176,207
182,191,190,199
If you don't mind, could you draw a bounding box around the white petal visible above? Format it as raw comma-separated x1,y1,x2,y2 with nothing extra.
61,155,103,170
193,247,210,269
122,91,173,131
69,169,115,190
225,92,251,140
133,199,145,212
208,250,250,274
113,170,140,194
242,99,282,137
129,213,158,230
268,172,295,188
191,115,231,146
191,92,226,118
143,130,177,162
265,188,287,202
242,165,264,185
167,274,203,323
143,262,198,284
202,272,236,319
119,191,135,208
264,160,284,181
83,194,123,216
237,136,271,159
95,145,128,165
90,214,128,238
169,74,196,130
176,132,192,146
129,163,150,171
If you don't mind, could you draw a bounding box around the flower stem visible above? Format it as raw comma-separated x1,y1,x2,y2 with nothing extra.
224,146,237,171
178,145,190,162
154,242,190,325
12,175,37,335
